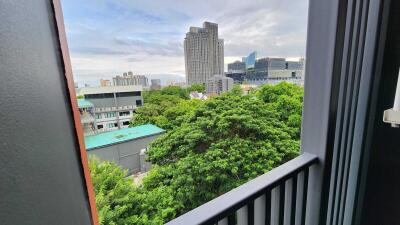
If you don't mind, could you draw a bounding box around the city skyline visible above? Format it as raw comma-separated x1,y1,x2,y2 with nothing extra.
61,0,309,85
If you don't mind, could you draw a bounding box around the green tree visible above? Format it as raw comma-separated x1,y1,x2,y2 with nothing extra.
93,82,304,224
187,83,205,93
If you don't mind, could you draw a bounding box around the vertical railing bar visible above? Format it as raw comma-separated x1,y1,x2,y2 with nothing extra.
227,213,236,225
217,217,228,225
301,168,309,225
248,200,254,225
265,189,272,225
291,174,298,225
279,182,285,225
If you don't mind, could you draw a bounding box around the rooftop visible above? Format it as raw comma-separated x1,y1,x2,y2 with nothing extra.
84,124,165,150
77,85,143,95
77,99,94,108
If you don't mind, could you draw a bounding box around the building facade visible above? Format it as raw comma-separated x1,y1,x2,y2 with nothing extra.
100,79,111,87
150,79,161,90
184,21,224,85
113,72,148,87
78,85,143,134
227,61,246,73
78,99,97,136
242,51,257,69
206,75,234,95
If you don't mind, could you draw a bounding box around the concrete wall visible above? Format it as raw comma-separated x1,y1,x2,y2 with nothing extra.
0,1,93,224
116,96,142,107
87,135,161,175
85,95,142,109
87,97,115,108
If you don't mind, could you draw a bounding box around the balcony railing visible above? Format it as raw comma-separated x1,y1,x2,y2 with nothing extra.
166,153,318,225
80,114,95,123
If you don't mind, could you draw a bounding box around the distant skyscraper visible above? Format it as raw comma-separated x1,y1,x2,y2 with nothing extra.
112,72,148,87
184,21,224,85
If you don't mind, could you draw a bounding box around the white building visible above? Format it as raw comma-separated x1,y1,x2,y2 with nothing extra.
113,72,148,87
77,85,143,134
189,91,208,100
206,75,234,95
184,22,224,85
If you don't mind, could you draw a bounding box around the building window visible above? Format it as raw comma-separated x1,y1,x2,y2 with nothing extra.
136,100,142,106
85,93,114,99
97,124,103,129
105,112,116,118
122,121,130,126
107,123,116,128
95,113,102,119
116,91,141,97
119,111,130,116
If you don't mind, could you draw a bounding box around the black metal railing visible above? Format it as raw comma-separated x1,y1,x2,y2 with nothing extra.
166,153,318,225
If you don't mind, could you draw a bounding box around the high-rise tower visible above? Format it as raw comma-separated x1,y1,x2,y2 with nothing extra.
184,22,224,85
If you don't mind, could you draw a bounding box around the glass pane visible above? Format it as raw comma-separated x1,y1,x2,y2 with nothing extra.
62,0,309,223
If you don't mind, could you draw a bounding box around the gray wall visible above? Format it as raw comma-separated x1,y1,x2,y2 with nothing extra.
87,97,115,108
0,1,93,225
116,96,142,107
87,135,161,175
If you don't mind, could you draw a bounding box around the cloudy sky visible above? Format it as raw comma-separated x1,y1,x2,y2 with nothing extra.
61,0,309,86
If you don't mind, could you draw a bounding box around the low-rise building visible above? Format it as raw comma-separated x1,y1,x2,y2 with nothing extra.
113,72,149,87
206,75,234,95
100,79,112,87
150,79,161,90
78,85,143,134
78,99,97,136
85,124,165,175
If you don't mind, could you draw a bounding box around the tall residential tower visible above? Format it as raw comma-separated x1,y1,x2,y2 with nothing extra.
184,22,224,85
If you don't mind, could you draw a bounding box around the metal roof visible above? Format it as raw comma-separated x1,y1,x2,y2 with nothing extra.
84,124,165,150
77,99,94,108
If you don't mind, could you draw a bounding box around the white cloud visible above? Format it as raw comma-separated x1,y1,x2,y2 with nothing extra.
62,0,309,84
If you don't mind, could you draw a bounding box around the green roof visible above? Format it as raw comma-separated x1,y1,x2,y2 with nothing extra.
84,124,165,150
77,99,94,108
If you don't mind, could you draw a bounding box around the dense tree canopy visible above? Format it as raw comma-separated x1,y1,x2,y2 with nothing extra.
92,82,304,224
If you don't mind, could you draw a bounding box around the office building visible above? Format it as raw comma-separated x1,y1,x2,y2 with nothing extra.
225,72,246,84
227,61,246,73
286,60,304,70
206,75,234,95
242,51,257,69
184,21,224,85
77,85,143,134
113,72,149,87
150,79,161,90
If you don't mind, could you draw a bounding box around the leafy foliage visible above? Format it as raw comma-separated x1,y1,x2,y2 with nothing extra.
92,82,304,224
